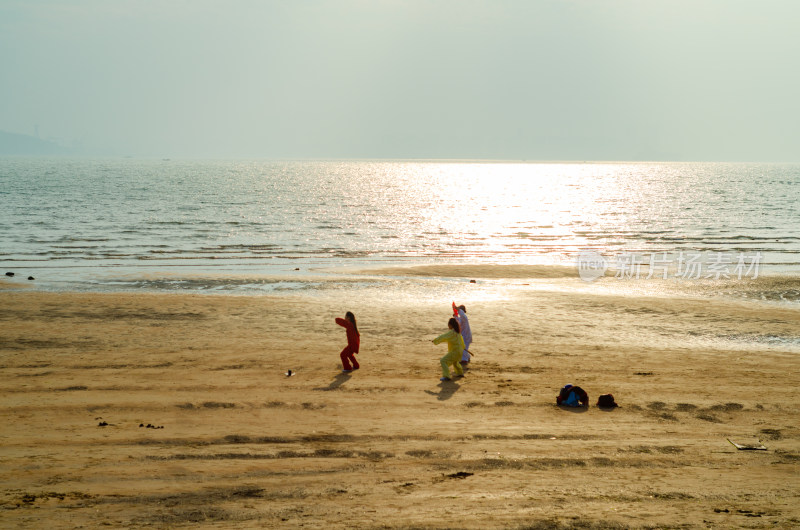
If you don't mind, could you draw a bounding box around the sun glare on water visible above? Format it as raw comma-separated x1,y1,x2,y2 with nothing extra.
366,161,661,265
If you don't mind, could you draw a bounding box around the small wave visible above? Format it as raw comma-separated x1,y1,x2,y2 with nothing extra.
200,244,281,251
51,245,101,249
691,275,800,304
96,278,324,293
717,333,800,348
361,263,578,279
503,234,564,241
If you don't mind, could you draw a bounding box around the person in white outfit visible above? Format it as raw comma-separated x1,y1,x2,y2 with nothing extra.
453,303,472,366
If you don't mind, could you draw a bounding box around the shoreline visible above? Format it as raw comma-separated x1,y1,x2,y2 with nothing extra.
3,262,800,310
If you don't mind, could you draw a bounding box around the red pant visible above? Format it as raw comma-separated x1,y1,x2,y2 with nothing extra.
340,345,359,370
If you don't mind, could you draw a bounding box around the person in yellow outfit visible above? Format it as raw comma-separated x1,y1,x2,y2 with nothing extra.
432,318,465,381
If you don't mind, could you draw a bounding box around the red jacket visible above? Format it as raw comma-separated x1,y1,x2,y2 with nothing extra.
335,318,360,352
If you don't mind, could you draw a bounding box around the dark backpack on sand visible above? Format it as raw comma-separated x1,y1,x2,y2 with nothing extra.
557,384,588,407
597,394,618,408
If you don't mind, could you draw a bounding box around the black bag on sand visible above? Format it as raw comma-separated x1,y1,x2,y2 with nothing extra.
597,394,618,408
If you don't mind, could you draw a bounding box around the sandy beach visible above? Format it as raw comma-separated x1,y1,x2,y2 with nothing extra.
1,265,799,528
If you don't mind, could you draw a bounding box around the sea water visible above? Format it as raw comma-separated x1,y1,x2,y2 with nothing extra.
1,158,798,295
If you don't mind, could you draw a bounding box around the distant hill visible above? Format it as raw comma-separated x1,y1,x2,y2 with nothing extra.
0,130,70,155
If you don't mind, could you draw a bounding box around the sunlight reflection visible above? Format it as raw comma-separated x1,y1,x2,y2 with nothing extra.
372,161,659,264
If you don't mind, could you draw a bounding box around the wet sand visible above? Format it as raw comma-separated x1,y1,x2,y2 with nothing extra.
1,266,799,528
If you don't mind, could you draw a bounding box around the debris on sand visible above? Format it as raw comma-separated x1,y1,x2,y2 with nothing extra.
727,438,766,451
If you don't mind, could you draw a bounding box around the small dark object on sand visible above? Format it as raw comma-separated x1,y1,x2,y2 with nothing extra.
597,394,618,409
469,279,476,283
5,272,14,277
98,421,108,427
294,268,300,271
139,424,144,428
28,276,35,281
446,472,474,479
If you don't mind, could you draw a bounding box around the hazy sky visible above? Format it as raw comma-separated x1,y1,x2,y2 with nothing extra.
1,0,798,161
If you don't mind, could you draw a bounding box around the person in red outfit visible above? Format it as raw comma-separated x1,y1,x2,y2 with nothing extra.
336,311,360,372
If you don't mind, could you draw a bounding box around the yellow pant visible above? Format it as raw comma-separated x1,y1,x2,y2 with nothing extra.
440,350,464,379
